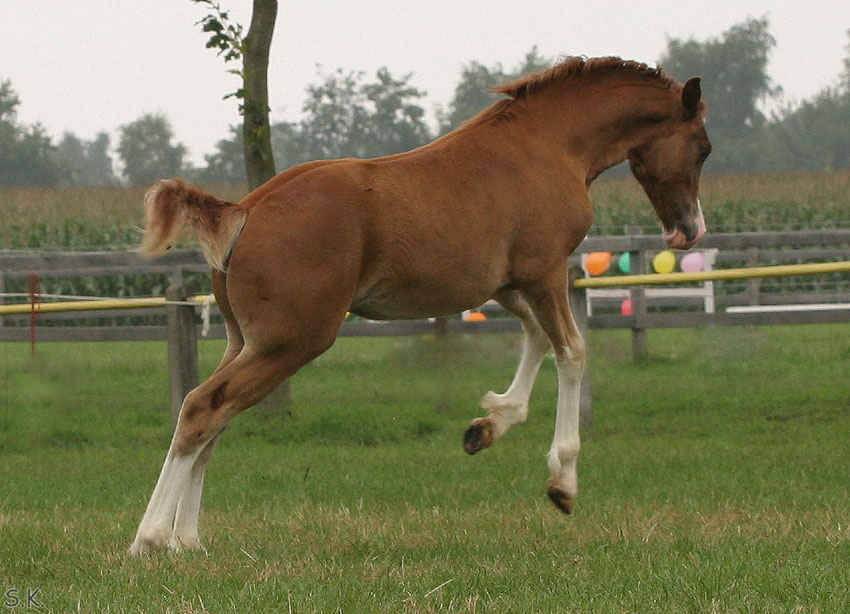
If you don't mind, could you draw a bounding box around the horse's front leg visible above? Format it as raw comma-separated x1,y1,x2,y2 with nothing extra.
520,279,586,514
464,291,551,454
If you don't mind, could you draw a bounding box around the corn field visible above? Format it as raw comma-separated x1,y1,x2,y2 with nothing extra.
1,170,848,303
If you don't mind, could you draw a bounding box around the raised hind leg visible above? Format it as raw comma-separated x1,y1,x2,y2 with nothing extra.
520,275,586,515
464,290,551,454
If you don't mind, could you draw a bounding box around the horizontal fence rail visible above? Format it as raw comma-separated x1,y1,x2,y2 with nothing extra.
2,230,850,341
574,261,850,288
4,260,847,314
0,295,211,315
3,229,849,425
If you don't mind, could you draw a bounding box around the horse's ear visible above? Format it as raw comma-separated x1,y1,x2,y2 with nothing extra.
682,77,702,118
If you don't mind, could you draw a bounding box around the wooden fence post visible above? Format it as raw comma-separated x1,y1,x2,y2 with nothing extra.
0,269,5,329
747,246,761,306
166,284,199,428
569,266,593,426
434,317,449,340
258,379,291,414
629,247,649,361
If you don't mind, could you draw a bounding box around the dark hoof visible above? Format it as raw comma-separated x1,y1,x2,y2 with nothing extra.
547,486,574,515
463,419,494,455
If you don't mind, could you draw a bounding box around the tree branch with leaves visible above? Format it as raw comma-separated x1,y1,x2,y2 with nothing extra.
193,0,278,190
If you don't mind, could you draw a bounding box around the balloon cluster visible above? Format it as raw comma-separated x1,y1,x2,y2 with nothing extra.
651,249,706,274
583,249,707,316
583,251,636,276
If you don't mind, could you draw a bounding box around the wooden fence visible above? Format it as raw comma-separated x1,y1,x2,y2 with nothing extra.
3,229,849,351
3,229,849,339
0,249,525,341
574,229,850,359
3,229,849,424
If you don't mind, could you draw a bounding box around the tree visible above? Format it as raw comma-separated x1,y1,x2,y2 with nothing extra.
843,28,850,91
194,0,287,409
84,132,117,185
194,0,277,190
193,66,432,177
362,67,431,155
0,79,19,120
271,120,311,171
659,17,778,171
716,27,850,173
514,46,553,76
295,66,431,161
53,132,116,185
773,90,850,170
0,79,63,187
438,61,507,134
240,0,277,188
190,125,247,183
52,131,116,185
117,113,187,185
299,69,371,160
53,132,86,184
438,46,551,134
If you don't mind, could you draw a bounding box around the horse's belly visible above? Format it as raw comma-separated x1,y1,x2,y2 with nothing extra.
349,279,494,320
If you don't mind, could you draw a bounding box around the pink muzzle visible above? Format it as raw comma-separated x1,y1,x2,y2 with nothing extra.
663,201,706,250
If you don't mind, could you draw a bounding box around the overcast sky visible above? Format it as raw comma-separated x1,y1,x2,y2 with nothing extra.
3,0,848,166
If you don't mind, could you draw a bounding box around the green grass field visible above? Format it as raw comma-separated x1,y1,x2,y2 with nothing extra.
1,326,849,612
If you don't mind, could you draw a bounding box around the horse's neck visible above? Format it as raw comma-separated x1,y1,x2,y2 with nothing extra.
524,83,678,185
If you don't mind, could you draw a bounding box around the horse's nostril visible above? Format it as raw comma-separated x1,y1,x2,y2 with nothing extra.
679,218,703,243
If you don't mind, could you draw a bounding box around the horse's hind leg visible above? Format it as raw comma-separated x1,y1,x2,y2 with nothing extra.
210,270,245,369
464,290,551,454
129,339,326,555
170,270,241,549
170,432,222,550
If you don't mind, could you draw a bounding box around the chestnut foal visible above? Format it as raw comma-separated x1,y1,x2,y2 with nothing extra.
130,56,709,554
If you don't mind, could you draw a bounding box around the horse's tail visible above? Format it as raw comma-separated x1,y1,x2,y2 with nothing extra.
139,179,247,271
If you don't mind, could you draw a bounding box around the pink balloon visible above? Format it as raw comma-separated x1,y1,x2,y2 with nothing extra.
620,298,633,316
680,251,705,273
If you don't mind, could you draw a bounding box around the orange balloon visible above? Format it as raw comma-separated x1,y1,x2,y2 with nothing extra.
465,311,488,322
584,251,612,276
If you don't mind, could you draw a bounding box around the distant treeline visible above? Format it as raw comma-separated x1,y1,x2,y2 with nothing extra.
2,17,848,188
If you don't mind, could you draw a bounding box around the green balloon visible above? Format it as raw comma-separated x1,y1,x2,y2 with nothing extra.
618,252,631,274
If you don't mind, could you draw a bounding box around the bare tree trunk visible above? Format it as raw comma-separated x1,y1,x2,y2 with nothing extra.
242,0,277,191
242,0,289,411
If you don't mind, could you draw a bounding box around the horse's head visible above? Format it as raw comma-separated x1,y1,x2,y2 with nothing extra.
627,77,711,250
